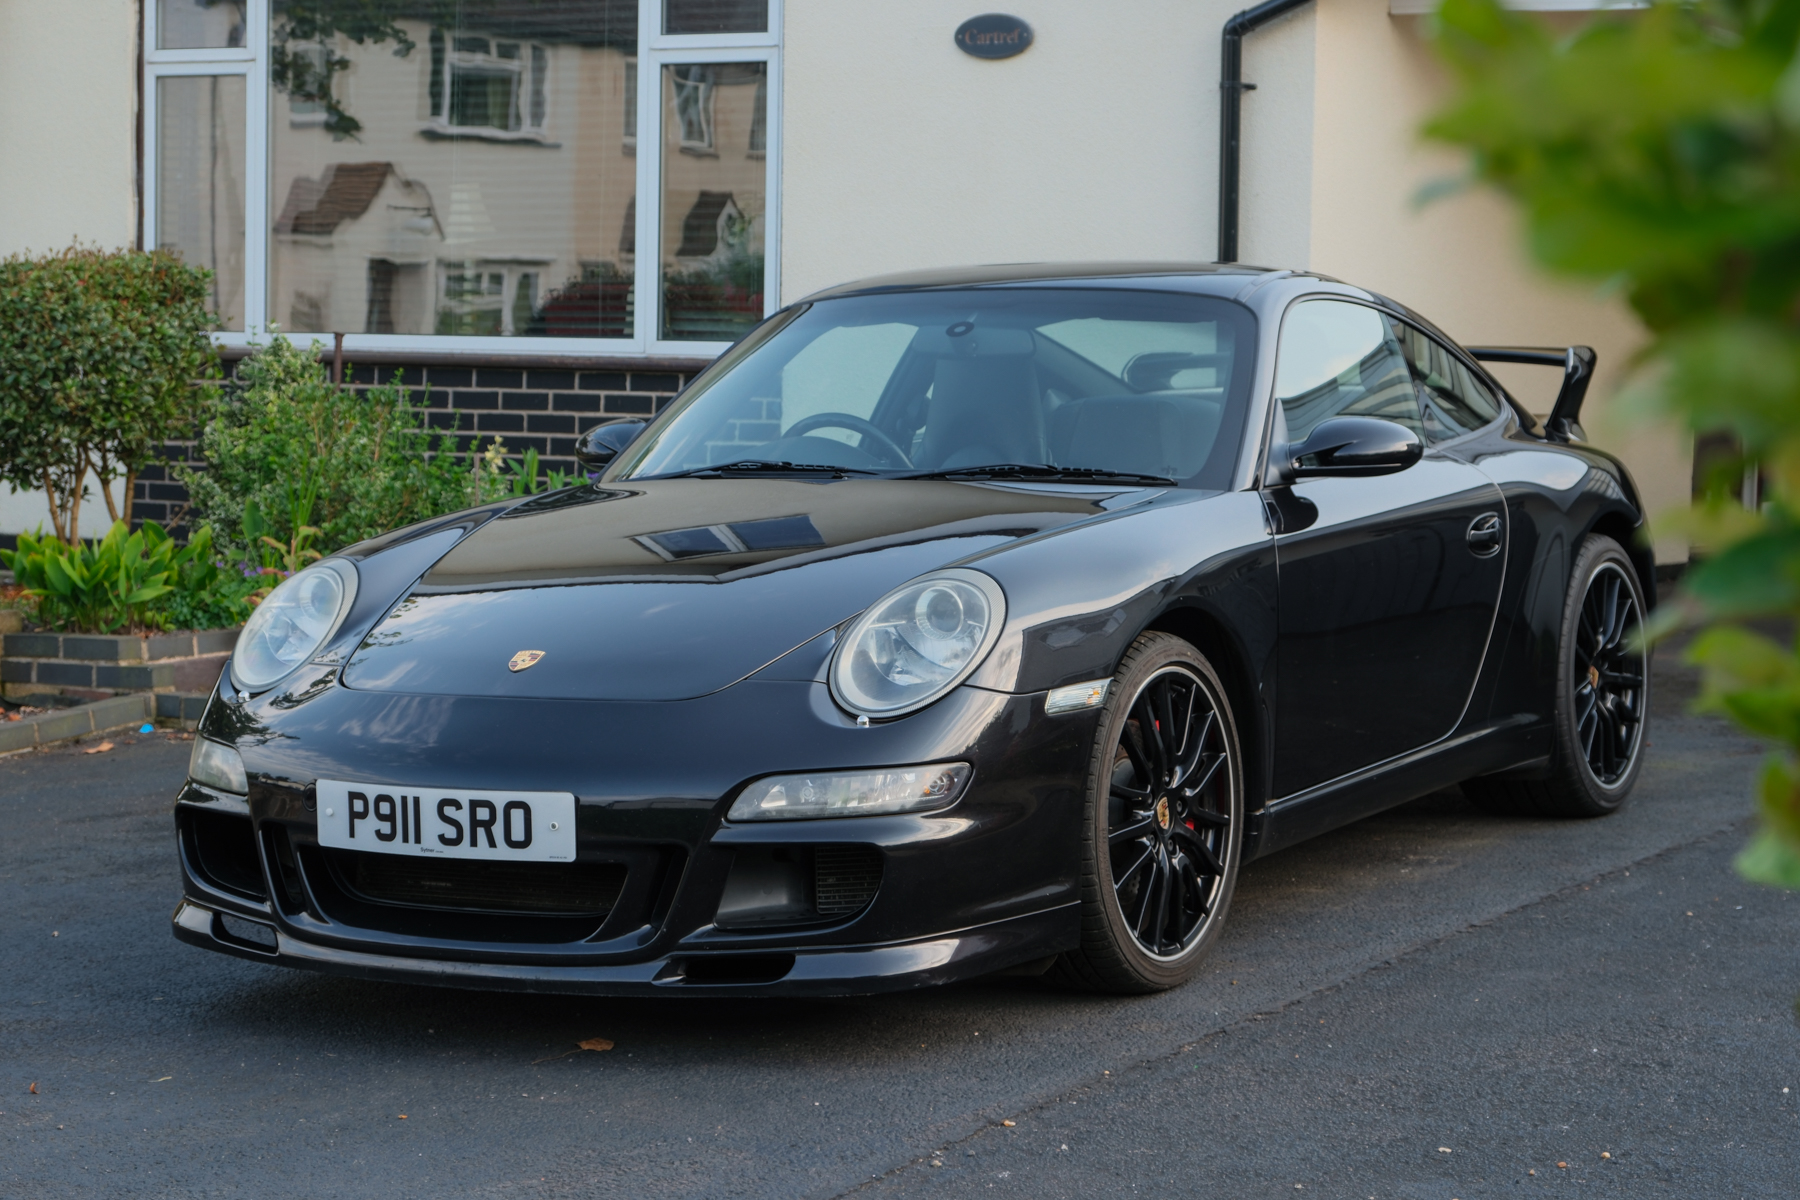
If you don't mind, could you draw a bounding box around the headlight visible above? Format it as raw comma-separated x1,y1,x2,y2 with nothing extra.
728,763,971,821
230,559,358,692
829,569,1006,717
188,737,247,795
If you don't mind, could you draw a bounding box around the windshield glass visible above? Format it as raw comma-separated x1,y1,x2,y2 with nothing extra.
618,288,1258,487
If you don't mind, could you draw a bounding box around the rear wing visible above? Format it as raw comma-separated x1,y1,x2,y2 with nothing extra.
1465,345,1596,443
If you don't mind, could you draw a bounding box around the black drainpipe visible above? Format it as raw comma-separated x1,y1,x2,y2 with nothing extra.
1218,0,1316,263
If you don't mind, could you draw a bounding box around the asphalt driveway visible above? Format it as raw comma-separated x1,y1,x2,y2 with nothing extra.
3,645,1795,1199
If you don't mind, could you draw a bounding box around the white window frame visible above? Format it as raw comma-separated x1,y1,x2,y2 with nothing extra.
144,0,780,360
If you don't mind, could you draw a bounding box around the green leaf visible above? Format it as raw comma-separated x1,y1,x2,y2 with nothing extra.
1736,829,1800,889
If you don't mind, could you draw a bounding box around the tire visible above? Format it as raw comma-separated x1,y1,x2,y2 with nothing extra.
1465,534,1649,819
1052,633,1244,994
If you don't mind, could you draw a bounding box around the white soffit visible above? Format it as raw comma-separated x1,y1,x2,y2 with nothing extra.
1391,0,1646,13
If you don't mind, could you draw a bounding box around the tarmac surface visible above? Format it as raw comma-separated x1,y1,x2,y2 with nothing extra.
3,645,1796,1198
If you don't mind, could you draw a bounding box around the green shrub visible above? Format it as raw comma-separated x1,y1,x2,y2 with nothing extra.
0,246,219,543
176,335,507,561
1,521,258,634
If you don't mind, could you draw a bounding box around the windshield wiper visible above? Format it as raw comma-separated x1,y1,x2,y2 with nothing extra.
898,463,1177,486
643,459,884,480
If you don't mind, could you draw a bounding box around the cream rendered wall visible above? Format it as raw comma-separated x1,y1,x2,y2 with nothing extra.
1301,0,1688,563
1236,5,1315,270
0,0,141,539
779,0,1243,301
0,0,139,256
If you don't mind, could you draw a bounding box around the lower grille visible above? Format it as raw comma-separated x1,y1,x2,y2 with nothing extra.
182,807,268,901
814,846,883,916
334,851,626,917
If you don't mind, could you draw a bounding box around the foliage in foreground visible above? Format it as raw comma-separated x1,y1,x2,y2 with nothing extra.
1426,0,1800,886
0,246,220,543
175,335,507,562
0,522,255,634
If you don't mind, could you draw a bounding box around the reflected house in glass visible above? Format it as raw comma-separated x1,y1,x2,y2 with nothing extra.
266,4,642,341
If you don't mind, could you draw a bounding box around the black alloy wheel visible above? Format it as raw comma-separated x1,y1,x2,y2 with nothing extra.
1055,632,1243,993
1574,561,1647,786
1465,534,1649,818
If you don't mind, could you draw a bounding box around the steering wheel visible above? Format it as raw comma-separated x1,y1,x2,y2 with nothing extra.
782,412,913,469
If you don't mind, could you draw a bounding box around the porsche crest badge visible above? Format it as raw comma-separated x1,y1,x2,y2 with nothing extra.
508,650,545,672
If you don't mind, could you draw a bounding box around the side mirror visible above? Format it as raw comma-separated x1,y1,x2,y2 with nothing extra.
1281,416,1422,480
575,420,647,474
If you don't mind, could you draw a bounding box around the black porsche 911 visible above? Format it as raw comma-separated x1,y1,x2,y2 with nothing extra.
173,262,1653,996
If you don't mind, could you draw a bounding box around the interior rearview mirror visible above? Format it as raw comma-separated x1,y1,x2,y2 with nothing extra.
1280,416,1423,480
575,420,647,474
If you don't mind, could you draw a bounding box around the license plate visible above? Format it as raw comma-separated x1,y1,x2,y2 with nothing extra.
315,780,576,862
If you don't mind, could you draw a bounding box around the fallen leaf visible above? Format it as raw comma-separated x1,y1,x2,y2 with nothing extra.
151,1077,172,1083
82,742,114,755
531,1037,615,1064
1001,1120,1015,1127
28,1083,37,1094
1601,1152,1611,1159
1558,1162,1568,1169
398,1114,408,1119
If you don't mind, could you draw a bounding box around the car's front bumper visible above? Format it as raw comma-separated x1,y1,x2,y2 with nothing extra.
173,676,1096,995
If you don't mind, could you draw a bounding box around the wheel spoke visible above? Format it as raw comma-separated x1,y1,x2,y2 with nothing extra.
1181,752,1226,801
1176,709,1216,783
1121,720,1155,788
1172,823,1224,875
1180,858,1209,923
1110,780,1152,801
1131,695,1166,784
1109,817,1157,845
1184,806,1230,828
1160,854,1181,951
1152,683,1179,781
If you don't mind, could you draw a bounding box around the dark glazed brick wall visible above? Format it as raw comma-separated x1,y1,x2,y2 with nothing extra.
128,362,699,532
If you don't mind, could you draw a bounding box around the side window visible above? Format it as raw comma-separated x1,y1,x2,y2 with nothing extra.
1274,300,1420,443
1397,325,1502,442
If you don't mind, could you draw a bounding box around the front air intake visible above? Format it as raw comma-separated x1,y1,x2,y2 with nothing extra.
814,846,883,916
331,850,626,917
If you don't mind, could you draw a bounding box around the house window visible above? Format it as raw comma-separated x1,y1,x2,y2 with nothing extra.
144,0,780,355
430,35,549,137
672,66,715,154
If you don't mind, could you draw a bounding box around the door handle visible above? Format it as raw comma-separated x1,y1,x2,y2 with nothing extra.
1466,511,1503,558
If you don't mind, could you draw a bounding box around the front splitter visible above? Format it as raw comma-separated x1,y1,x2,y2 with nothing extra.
172,899,1076,997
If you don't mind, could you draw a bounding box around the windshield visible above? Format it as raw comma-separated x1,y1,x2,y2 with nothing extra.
617,288,1258,487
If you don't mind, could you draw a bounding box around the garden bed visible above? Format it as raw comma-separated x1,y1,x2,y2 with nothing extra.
1,629,238,701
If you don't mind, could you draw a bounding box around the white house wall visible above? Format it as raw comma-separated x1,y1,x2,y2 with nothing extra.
0,0,139,258
779,0,1244,300
1237,3,1315,271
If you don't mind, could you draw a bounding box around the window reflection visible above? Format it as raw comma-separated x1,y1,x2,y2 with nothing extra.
159,0,245,49
1275,300,1420,441
664,0,768,35
661,62,766,342
157,75,247,331
267,1,637,339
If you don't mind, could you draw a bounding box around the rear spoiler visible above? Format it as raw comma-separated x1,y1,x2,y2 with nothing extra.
1464,346,1596,443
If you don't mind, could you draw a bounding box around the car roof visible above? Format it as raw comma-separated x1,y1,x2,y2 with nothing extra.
795,261,1329,304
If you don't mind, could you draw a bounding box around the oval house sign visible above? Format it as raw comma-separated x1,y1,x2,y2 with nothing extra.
955,13,1034,59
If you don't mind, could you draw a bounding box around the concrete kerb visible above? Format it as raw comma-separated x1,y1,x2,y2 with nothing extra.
0,691,209,756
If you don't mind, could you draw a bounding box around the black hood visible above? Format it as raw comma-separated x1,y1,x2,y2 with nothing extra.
340,479,1149,701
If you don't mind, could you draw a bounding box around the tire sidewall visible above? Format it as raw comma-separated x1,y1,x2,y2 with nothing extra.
1081,633,1244,991
1555,536,1649,812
